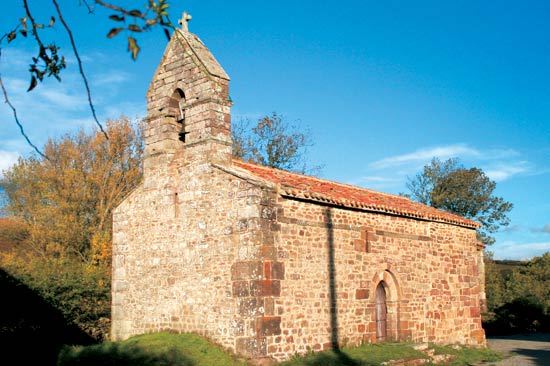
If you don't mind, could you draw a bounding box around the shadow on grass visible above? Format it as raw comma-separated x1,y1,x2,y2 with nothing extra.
58,343,195,366
0,268,93,366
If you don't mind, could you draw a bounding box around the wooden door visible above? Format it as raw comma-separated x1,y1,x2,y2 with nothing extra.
375,282,387,341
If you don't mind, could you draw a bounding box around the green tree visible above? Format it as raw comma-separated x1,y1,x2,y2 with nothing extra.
406,158,513,245
506,253,550,313
484,253,550,334
484,251,507,312
405,158,461,206
232,112,321,175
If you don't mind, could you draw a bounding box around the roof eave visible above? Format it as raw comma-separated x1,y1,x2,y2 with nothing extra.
280,189,481,230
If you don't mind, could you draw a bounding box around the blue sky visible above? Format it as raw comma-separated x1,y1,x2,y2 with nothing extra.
1,1,549,260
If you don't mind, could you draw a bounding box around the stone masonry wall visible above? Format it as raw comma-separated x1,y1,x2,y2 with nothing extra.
113,175,485,361
112,163,276,352
261,196,485,361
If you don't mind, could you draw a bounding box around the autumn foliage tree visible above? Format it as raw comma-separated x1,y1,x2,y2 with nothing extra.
0,117,142,339
1,117,142,263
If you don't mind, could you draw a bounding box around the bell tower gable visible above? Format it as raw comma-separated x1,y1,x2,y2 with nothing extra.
143,16,232,178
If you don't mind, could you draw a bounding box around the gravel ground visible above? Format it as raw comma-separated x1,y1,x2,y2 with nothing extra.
480,333,550,366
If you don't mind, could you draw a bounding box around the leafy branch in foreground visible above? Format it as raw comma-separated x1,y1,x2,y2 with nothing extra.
0,0,175,155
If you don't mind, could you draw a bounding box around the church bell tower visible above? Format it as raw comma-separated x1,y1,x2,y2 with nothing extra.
143,13,232,181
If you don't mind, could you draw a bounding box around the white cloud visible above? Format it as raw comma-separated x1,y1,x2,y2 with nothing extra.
485,161,529,182
501,224,522,233
1,74,87,116
369,144,523,171
348,175,401,185
0,46,146,166
360,143,534,194
79,51,113,64
369,144,479,169
346,175,403,191
103,101,145,120
482,148,520,160
0,150,20,178
0,64,140,156
92,71,132,86
36,88,88,111
3,77,28,92
359,176,400,183
492,241,550,260
531,224,550,234
0,48,33,71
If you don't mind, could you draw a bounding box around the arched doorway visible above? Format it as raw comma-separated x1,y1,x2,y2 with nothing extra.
369,268,402,342
375,282,388,341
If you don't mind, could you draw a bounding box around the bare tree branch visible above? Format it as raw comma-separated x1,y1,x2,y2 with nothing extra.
0,74,48,160
52,0,108,140
0,23,21,44
80,0,95,14
94,0,149,18
22,0,44,53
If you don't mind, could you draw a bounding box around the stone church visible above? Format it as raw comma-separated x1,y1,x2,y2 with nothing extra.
111,16,486,361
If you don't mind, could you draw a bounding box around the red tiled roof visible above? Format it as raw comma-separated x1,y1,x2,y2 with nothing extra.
232,160,480,229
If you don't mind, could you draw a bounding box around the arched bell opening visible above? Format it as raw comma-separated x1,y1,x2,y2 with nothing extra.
168,88,189,142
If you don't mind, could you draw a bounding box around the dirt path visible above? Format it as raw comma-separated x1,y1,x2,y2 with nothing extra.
482,333,550,366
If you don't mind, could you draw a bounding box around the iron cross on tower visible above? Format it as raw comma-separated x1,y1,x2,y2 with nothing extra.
178,12,192,32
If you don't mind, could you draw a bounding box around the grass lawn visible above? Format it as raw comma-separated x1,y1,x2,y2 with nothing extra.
58,332,248,366
279,342,427,365
58,332,504,366
280,342,503,366
430,344,503,366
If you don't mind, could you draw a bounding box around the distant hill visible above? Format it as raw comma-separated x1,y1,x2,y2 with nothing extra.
494,259,526,278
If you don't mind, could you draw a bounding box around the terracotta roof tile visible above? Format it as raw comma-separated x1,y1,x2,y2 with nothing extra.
232,160,480,229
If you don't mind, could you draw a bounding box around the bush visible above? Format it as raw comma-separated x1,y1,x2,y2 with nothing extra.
0,253,110,341
483,297,550,335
